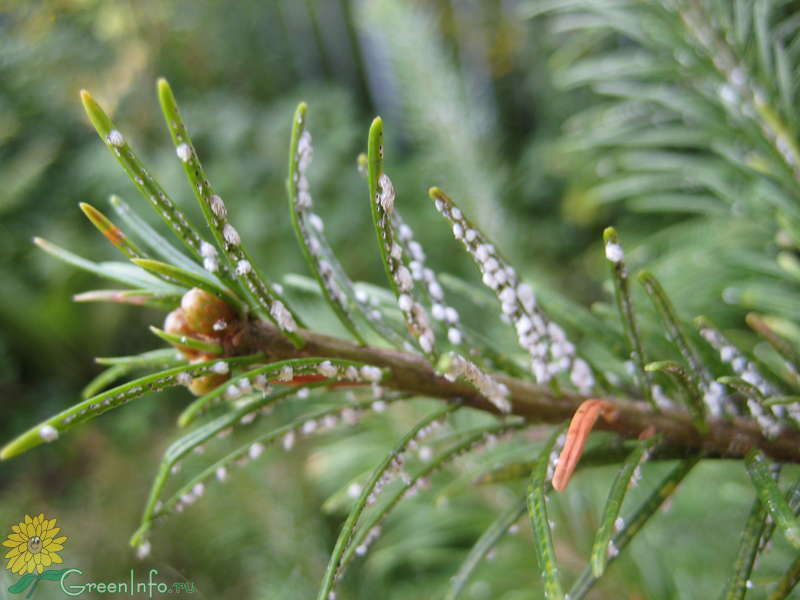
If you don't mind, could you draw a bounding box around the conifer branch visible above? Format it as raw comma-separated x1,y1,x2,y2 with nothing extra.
225,316,800,464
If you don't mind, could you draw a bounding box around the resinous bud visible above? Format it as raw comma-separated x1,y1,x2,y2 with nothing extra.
180,288,236,337
163,308,200,357
186,356,229,396
187,372,229,396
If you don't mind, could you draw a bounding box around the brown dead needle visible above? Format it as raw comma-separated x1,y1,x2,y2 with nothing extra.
552,399,619,492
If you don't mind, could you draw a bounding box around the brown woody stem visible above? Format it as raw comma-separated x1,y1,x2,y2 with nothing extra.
228,318,800,464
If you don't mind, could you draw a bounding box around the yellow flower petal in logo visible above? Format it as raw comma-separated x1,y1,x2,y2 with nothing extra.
3,514,67,575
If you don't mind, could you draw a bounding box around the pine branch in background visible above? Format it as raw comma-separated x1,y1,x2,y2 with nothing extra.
357,0,506,236
524,0,800,325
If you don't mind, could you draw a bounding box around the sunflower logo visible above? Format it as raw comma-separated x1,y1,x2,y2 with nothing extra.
3,514,66,575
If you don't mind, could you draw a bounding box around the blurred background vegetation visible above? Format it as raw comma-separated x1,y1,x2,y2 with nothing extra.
2,1,798,598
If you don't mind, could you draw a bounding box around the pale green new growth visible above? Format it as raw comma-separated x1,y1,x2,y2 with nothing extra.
95,348,186,367
81,364,129,399
366,118,437,359
74,288,182,310
337,421,528,580
639,271,712,389
34,237,179,293
768,557,800,600
149,326,224,356
286,103,366,345
527,426,567,600
157,400,380,524
317,404,458,600
646,360,708,432
132,258,245,315
603,227,654,408
718,376,766,403
590,433,659,577
445,494,527,599
79,202,144,259
569,459,699,600
745,451,800,550
133,377,355,547
80,90,210,260
721,496,769,600
156,79,305,347
0,355,261,460
82,349,184,398
109,195,209,279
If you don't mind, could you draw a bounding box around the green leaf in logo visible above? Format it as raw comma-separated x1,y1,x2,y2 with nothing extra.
8,573,36,594
40,568,70,582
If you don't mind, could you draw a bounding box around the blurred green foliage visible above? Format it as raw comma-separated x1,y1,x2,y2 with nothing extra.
2,1,796,598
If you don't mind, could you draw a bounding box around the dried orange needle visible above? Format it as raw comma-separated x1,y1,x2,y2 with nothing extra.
552,399,618,492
